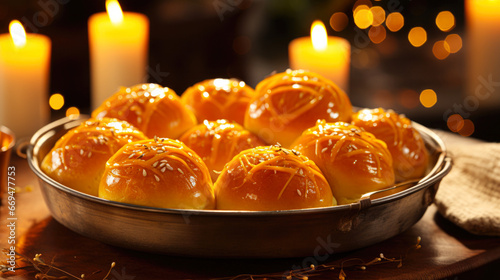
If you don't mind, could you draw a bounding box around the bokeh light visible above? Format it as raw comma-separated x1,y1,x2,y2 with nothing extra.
370,6,386,27
420,89,437,108
354,6,373,29
398,89,420,109
436,11,455,32
330,12,349,32
445,34,463,53
408,27,427,47
66,107,80,119
432,40,451,60
369,25,387,44
458,119,475,137
353,0,372,10
386,12,404,32
447,114,465,132
49,93,64,110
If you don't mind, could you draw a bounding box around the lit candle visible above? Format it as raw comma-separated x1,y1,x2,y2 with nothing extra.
466,0,500,106
0,20,51,139
88,0,149,109
289,20,351,92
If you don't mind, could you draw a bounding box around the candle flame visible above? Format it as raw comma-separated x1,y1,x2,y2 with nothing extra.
9,20,27,48
106,0,124,25
311,20,328,51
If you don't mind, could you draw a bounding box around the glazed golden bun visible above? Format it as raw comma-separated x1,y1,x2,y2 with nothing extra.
244,69,353,148
181,78,255,126
41,118,148,196
179,119,266,182
351,108,429,182
292,121,395,205
214,145,336,211
98,138,215,210
92,83,197,139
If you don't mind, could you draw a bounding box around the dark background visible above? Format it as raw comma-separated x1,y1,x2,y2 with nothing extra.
1,0,498,141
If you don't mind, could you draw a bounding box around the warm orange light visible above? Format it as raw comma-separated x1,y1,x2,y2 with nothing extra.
66,107,80,119
311,20,328,51
447,114,464,132
458,119,474,137
49,93,64,110
445,34,462,53
354,6,373,29
369,25,386,44
9,20,27,48
353,0,372,11
386,12,404,32
106,0,124,25
370,6,386,27
436,11,455,32
432,40,451,60
408,27,427,47
330,12,348,32
420,89,437,108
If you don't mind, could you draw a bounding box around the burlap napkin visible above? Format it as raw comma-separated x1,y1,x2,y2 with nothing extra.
434,141,500,236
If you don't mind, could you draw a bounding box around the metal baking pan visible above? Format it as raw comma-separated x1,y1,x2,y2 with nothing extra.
27,115,452,258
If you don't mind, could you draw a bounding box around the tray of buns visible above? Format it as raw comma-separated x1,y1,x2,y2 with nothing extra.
27,70,452,258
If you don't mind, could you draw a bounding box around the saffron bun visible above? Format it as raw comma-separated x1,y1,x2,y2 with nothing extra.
214,145,336,211
181,78,255,126
244,69,353,148
98,138,215,210
292,121,395,205
92,83,197,139
351,108,429,182
179,119,266,182
40,118,148,196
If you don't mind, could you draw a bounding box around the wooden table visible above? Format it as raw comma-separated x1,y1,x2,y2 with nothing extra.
1,142,500,280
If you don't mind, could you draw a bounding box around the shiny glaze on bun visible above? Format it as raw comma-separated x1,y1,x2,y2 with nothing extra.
92,83,197,139
352,108,429,182
179,119,266,182
244,69,353,148
99,138,215,210
214,145,336,211
292,121,395,205
41,118,148,196
181,78,255,126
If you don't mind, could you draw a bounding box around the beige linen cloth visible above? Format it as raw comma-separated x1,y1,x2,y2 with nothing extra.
433,131,500,236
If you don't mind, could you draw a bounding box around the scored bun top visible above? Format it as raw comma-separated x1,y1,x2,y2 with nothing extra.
181,78,255,126
179,119,266,182
99,138,215,210
352,108,429,182
41,118,148,196
214,145,336,211
244,69,353,148
292,121,395,205
92,83,197,139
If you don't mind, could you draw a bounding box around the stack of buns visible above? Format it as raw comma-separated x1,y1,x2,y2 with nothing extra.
41,69,430,210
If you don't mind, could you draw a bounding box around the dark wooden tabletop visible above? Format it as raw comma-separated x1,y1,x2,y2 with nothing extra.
1,149,500,280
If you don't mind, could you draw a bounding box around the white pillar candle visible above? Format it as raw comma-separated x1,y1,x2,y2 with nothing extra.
0,20,51,140
89,0,149,109
289,20,351,93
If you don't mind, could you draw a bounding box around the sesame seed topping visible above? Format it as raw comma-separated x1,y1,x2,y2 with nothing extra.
80,149,84,155
129,153,135,159
152,161,159,167
87,152,92,158
154,174,160,182
166,164,174,171
297,189,302,196
137,117,142,124
178,168,184,174
143,169,147,176
161,167,166,173
321,147,328,153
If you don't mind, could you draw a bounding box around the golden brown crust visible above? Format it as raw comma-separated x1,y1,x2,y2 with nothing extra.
179,119,266,182
40,118,148,196
351,108,429,182
92,83,197,139
98,138,215,210
181,78,255,126
214,145,336,211
292,121,395,205
244,69,353,148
